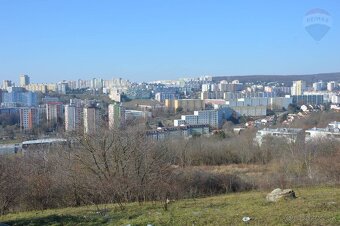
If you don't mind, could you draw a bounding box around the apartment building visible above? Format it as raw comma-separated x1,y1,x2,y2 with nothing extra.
108,103,125,128
65,104,83,132
83,107,100,134
305,121,340,141
174,107,233,129
19,107,39,130
291,80,306,96
255,128,303,145
46,102,63,124
165,99,205,112
155,92,179,102
147,125,210,141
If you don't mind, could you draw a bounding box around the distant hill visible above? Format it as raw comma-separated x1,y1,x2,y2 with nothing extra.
213,72,340,86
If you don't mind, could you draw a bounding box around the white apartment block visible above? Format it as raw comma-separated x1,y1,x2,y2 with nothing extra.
83,107,100,134
174,119,186,127
305,121,340,141
19,75,30,87
331,95,340,104
181,114,199,126
201,84,210,92
303,91,338,103
108,103,125,128
327,81,337,92
174,108,232,129
46,102,63,123
65,105,83,132
231,106,267,117
109,88,122,102
196,110,220,128
255,128,303,145
226,97,293,111
206,96,293,117
125,110,151,120
291,80,306,96
312,81,326,91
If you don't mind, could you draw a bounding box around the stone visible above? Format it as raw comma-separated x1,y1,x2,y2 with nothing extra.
266,188,296,202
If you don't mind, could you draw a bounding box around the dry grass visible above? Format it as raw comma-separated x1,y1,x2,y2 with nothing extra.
1,186,339,226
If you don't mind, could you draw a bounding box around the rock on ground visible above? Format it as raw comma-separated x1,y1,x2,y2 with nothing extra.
266,188,296,202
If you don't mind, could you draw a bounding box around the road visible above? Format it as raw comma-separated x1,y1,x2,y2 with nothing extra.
0,143,21,154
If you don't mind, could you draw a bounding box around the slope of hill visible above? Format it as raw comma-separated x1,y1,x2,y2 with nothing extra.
213,72,340,85
1,186,339,226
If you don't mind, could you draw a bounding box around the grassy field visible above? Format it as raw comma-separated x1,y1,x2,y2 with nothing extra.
0,139,21,145
1,186,339,226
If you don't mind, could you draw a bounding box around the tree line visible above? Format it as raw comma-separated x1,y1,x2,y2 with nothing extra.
1,125,339,215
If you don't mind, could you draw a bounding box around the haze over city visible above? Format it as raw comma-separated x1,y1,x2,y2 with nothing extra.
1,0,340,83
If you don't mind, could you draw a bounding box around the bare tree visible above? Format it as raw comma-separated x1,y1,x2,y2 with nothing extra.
68,125,173,209
0,156,24,215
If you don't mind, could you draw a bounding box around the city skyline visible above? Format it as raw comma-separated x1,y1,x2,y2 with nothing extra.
1,0,340,83
1,1,340,223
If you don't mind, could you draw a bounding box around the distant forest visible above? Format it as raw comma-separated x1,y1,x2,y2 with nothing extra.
213,72,340,86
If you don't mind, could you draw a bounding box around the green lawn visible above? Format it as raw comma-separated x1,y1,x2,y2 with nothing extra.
0,139,21,145
1,186,339,226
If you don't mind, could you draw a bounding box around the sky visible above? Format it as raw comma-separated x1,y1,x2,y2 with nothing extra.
0,0,339,83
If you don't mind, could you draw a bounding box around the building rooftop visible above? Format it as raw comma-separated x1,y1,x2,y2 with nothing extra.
22,138,67,145
258,128,303,133
147,124,210,134
306,121,340,133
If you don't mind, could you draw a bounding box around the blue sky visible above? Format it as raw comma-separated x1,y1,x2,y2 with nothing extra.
0,0,339,83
